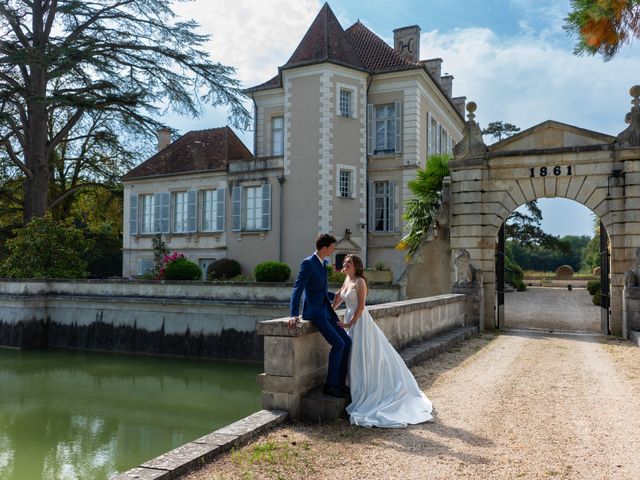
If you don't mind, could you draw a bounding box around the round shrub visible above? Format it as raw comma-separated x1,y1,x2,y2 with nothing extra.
587,280,601,296
164,258,202,281
514,279,527,292
207,258,241,281
592,291,601,306
254,261,291,282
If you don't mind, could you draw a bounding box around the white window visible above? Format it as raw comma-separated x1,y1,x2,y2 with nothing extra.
232,184,272,232
271,116,284,156
369,180,395,232
429,115,438,155
202,188,225,232
339,89,352,117
173,191,189,233
136,258,154,276
336,165,355,199
367,102,401,155
140,194,155,234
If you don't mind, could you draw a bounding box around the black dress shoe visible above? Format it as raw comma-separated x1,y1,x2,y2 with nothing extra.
323,384,349,398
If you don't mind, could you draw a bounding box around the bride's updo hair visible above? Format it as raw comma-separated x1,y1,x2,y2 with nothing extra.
344,254,367,285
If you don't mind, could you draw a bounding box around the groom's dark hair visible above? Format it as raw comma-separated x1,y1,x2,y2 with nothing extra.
316,233,337,250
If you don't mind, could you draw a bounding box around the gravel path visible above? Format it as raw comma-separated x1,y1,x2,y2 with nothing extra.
184,332,640,480
504,287,600,332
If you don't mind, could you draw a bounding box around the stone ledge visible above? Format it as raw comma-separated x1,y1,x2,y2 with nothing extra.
631,331,640,348
257,294,468,337
112,409,287,480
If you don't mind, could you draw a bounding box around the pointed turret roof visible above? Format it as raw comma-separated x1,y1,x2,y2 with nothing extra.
281,3,366,72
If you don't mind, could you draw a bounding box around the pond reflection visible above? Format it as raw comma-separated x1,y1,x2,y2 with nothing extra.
0,348,262,479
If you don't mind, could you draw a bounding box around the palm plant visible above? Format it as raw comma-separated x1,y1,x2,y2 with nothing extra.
397,154,451,258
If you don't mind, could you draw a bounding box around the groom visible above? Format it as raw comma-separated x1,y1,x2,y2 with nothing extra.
288,233,351,398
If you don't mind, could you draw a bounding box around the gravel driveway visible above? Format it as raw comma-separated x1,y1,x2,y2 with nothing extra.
184,331,640,479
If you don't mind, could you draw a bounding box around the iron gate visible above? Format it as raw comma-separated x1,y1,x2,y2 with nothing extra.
599,221,610,335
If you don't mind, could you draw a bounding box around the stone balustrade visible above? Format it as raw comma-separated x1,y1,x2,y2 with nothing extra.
256,293,473,418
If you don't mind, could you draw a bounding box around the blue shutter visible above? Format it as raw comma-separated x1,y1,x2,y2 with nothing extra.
187,189,197,233
216,188,225,232
232,186,242,231
367,104,374,155
129,194,138,235
368,181,375,232
261,183,272,231
388,180,395,232
394,101,402,154
160,192,170,233
154,193,162,233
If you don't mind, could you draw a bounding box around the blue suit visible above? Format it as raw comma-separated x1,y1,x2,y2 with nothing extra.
290,254,351,387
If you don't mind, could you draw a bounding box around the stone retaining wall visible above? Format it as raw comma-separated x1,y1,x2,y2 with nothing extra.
0,279,399,360
256,293,472,418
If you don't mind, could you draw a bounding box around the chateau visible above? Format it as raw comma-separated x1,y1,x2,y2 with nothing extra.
121,3,465,279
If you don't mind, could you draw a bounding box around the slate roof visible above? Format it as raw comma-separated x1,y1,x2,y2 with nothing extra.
245,3,422,93
122,127,253,180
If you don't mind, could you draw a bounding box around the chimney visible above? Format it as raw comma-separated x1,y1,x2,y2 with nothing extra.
393,25,420,63
440,74,453,97
424,58,442,81
452,96,467,117
157,128,172,151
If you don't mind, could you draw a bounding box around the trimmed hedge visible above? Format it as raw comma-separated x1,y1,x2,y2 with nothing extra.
164,258,202,281
592,291,601,306
207,258,241,281
255,261,291,282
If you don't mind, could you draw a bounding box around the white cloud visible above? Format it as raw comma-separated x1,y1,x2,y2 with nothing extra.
422,27,640,137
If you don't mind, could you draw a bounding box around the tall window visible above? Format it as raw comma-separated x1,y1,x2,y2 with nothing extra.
339,169,352,198
136,259,154,276
232,184,271,232
373,181,394,232
271,116,284,156
173,191,189,233
202,188,225,232
339,89,352,117
140,194,155,234
244,186,263,230
374,104,395,153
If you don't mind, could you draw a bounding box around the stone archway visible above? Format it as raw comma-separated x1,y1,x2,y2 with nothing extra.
447,87,640,337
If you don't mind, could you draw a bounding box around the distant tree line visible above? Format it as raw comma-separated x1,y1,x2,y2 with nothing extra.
506,233,599,273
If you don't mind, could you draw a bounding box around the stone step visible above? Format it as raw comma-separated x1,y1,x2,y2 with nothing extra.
301,325,478,422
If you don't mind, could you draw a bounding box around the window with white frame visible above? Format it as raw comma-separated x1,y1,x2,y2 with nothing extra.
201,188,225,232
173,191,189,233
136,258,154,276
339,89,352,117
367,102,401,155
232,183,272,232
271,116,284,156
336,166,355,198
140,194,155,234
369,180,395,232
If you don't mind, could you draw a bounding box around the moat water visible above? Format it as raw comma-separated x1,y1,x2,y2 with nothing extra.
0,348,262,479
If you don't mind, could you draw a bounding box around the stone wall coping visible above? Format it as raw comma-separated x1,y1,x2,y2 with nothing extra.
257,294,468,337
624,286,640,299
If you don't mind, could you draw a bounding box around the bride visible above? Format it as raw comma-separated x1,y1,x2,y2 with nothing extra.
332,254,434,428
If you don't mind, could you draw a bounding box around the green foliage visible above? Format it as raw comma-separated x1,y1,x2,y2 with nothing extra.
507,234,593,273
592,290,602,305
207,258,241,281
373,261,390,271
0,215,91,279
482,121,521,142
514,279,528,292
398,154,451,258
255,261,291,282
0,1,250,220
587,280,601,295
164,258,202,281
564,0,640,60
83,228,122,278
326,264,347,284
581,234,600,271
152,235,169,278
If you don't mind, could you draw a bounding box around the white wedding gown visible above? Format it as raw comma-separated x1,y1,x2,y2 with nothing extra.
343,285,434,428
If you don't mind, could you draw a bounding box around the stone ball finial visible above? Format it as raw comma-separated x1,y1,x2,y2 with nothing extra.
630,85,640,98
466,101,477,121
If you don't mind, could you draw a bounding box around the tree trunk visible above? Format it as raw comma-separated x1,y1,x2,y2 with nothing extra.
23,3,49,223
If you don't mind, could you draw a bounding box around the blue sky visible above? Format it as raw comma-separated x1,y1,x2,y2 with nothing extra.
163,0,640,238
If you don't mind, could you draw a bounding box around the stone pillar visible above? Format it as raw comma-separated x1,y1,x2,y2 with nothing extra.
623,286,640,336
